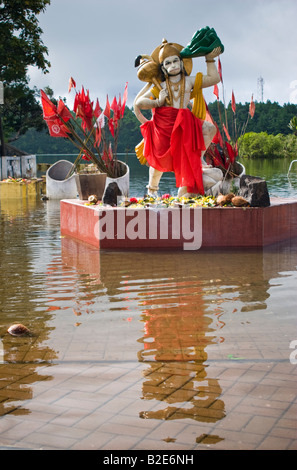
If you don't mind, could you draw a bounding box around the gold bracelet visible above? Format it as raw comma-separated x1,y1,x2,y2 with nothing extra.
205,59,215,63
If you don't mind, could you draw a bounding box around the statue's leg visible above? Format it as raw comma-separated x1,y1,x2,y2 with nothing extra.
201,121,217,164
146,166,163,196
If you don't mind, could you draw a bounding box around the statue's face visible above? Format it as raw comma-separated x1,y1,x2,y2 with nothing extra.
163,55,182,76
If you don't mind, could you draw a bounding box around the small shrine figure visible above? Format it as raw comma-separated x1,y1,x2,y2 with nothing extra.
134,27,224,197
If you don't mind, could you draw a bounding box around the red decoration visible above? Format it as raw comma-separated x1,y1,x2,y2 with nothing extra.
249,94,255,118
223,123,231,141
231,91,236,114
68,77,76,93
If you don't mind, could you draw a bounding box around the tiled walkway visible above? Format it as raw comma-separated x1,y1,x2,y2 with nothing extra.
0,356,296,450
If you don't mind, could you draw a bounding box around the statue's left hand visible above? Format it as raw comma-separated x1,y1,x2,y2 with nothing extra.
205,46,222,60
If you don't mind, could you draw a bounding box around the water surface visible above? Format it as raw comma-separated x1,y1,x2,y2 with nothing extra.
0,158,297,450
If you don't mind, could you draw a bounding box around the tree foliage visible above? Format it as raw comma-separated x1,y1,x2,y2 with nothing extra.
238,132,297,158
0,0,50,83
0,0,50,144
208,100,297,138
289,116,297,135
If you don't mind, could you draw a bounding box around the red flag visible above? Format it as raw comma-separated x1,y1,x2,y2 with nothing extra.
108,118,115,137
218,58,223,82
94,98,101,118
213,124,224,147
41,90,69,137
95,126,101,146
225,142,236,164
111,96,120,121
249,94,255,118
104,95,111,119
231,91,236,113
68,77,76,93
40,90,57,119
212,146,225,168
73,86,93,130
45,119,69,138
57,100,72,122
213,84,219,100
223,123,231,141
121,82,128,117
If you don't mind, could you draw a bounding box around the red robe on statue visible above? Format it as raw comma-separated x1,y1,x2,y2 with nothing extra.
140,107,205,194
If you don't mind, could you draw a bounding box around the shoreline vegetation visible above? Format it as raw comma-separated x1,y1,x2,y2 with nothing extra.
238,132,297,159
13,101,297,160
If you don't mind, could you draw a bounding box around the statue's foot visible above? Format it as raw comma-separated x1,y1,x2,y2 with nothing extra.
147,189,158,198
177,186,188,197
178,186,200,198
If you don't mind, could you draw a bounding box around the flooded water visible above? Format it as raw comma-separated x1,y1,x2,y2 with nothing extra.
0,157,297,450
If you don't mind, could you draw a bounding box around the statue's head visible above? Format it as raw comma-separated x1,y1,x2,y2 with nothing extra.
158,39,183,76
134,39,192,85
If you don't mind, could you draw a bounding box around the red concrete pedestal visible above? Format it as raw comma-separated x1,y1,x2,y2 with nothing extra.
60,197,297,250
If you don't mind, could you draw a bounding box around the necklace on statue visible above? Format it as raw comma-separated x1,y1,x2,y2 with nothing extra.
166,74,185,108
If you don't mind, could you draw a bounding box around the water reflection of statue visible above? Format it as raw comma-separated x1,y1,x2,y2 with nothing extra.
137,283,225,423
134,32,224,197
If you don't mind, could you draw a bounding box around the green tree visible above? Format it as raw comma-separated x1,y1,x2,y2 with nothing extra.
3,82,45,142
0,0,50,83
208,100,297,137
0,0,51,149
238,131,297,158
289,116,297,135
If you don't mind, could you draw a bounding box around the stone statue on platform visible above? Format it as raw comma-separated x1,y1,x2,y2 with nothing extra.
134,27,225,197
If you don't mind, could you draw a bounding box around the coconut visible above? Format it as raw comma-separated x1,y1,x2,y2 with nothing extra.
7,323,31,337
217,193,235,206
231,196,250,207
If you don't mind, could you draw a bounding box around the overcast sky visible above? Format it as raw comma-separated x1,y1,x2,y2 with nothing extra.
28,0,297,109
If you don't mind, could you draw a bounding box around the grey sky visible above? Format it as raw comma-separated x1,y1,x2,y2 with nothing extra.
29,0,297,109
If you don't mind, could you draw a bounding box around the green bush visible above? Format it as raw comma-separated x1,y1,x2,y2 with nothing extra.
238,132,297,158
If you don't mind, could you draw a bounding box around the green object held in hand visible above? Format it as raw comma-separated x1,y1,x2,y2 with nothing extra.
180,26,224,58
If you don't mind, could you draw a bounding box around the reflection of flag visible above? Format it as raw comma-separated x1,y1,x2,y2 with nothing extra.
249,94,255,118
231,91,236,113
213,84,219,99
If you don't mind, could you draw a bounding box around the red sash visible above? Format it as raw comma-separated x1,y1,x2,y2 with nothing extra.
140,107,205,194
